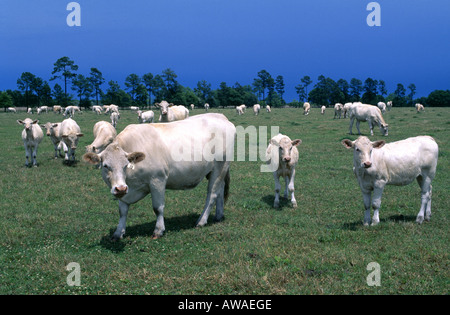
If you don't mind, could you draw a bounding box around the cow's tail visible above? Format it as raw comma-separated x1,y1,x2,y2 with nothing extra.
224,168,230,204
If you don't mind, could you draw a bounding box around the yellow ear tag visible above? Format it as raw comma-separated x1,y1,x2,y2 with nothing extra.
127,163,135,170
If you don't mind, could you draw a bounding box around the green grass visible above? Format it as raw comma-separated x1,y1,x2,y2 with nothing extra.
0,106,448,294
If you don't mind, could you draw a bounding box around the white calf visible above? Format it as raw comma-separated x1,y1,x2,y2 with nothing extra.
17,118,44,167
110,112,120,128
253,104,261,115
415,103,425,113
321,105,326,115
266,134,302,208
342,136,438,225
41,122,67,159
303,102,311,115
138,110,154,123
334,103,343,119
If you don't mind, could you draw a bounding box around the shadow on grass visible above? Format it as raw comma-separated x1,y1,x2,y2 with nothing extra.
261,194,292,210
342,214,418,231
98,213,204,252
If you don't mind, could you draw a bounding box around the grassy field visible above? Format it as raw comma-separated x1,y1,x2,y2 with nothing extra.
0,106,448,295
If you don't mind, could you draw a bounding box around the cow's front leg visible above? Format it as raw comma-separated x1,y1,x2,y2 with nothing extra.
273,172,281,208
150,186,166,239
287,171,297,208
356,120,362,135
362,191,372,226
371,186,385,226
112,200,129,241
349,117,355,134
24,145,31,167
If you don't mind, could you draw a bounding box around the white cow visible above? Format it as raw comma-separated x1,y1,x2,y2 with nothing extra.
130,106,139,112
92,105,103,114
85,121,117,154
343,102,352,118
110,112,120,128
342,136,439,225
266,133,302,208
236,104,246,115
204,103,210,111
17,118,44,167
348,103,389,136
266,105,271,113
253,104,261,115
60,118,84,163
7,107,16,113
190,104,195,111
105,104,119,115
138,110,154,123
41,122,67,159
53,105,62,114
377,102,387,113
415,103,425,113
321,105,326,115
37,106,48,114
83,113,236,240
334,103,343,119
63,106,81,117
387,101,393,111
303,102,311,115
156,101,189,122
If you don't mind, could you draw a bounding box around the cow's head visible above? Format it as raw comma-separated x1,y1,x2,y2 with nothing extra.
17,118,38,131
342,136,385,169
83,143,145,198
41,122,59,136
271,136,302,165
380,123,389,136
155,101,173,116
62,132,84,150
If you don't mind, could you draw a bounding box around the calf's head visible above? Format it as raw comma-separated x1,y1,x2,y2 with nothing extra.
62,132,84,150
41,122,59,136
155,101,173,116
271,137,302,165
17,118,38,131
83,144,145,198
342,136,385,169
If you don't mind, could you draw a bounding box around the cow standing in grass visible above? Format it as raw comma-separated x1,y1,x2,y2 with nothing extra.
60,118,84,163
17,118,44,167
266,133,302,208
85,121,116,154
342,136,438,226
348,103,389,136
41,122,67,159
83,113,236,240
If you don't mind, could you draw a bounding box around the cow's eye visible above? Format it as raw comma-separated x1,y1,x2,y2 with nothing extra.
355,148,360,152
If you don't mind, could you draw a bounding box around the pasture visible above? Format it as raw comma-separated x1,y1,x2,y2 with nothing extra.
0,106,448,294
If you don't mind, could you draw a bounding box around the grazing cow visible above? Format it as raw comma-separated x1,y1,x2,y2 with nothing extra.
303,102,311,115
83,113,236,240
190,104,195,110
7,107,16,113
236,104,246,115
85,121,117,154
53,105,62,114
41,122,67,159
130,106,139,112
266,105,271,113
37,106,48,115
348,103,389,136
343,102,352,118
27,108,33,114
334,103,343,119
415,103,425,113
156,101,189,122
17,118,44,167
110,112,120,128
377,102,387,113
105,104,119,115
342,136,438,225
321,105,326,115
204,103,210,111
63,106,81,117
92,105,103,114
387,101,393,111
265,133,302,208
60,118,84,163
138,110,154,123
253,104,261,115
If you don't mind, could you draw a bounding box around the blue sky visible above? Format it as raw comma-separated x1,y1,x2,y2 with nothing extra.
1,0,449,101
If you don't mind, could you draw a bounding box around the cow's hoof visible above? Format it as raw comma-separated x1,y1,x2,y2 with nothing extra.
416,216,424,224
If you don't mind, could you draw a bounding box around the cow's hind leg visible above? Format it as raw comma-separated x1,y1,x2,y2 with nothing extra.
416,175,432,224
197,163,228,227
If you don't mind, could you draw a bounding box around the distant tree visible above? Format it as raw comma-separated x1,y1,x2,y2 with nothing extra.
184,87,200,106
194,80,212,105
252,78,263,101
152,75,166,103
72,74,93,108
0,91,13,111
349,78,363,102
427,90,450,107
309,75,343,106
104,80,121,105
124,74,141,102
53,84,66,105
407,83,417,106
378,80,387,97
300,76,312,98
362,78,378,104
50,56,78,103
275,75,285,103
89,68,105,105
134,84,148,107
256,70,273,102
337,79,350,103
31,77,47,107
295,84,307,102
161,68,178,101
17,72,36,109
217,82,231,108
142,73,154,106
394,83,407,107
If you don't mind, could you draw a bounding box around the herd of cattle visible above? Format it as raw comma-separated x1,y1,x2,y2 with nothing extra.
10,100,438,239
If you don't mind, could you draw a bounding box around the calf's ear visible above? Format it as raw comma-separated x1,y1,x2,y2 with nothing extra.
372,140,385,149
291,139,302,146
127,152,146,164
341,139,354,149
17,120,24,125
77,133,84,137
83,152,101,165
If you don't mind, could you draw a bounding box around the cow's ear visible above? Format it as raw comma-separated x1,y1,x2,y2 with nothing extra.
62,134,68,138
17,120,24,125
342,139,354,149
372,140,385,149
32,120,39,124
83,152,101,165
155,103,160,108
291,139,302,146
169,103,174,107
77,133,84,137
127,152,145,164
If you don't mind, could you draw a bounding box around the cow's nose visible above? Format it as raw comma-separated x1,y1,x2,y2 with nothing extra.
283,156,291,162
114,185,128,196
364,161,372,168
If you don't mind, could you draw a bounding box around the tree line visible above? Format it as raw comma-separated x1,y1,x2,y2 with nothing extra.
1,56,449,110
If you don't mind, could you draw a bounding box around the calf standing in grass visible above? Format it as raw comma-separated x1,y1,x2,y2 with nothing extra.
266,134,302,208
17,118,44,167
60,118,84,163
342,136,438,226
41,122,67,159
